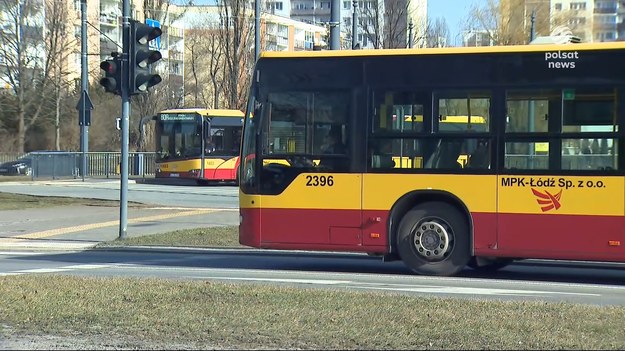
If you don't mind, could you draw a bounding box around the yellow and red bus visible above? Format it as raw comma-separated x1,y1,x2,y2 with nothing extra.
150,108,244,185
239,42,625,276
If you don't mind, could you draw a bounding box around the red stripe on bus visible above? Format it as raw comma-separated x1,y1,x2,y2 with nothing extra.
482,213,625,262
241,208,625,262
204,168,237,181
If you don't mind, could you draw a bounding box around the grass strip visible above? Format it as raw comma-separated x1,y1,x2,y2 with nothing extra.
0,192,146,210
1,274,624,350
97,226,243,248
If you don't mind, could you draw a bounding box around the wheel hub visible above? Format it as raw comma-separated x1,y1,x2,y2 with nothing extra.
413,220,451,260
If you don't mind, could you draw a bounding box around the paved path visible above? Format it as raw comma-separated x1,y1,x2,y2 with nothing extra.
0,179,239,251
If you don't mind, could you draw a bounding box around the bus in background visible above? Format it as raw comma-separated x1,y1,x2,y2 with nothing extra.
147,108,244,185
239,41,625,276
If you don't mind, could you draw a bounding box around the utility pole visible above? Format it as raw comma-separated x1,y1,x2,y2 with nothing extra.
351,0,357,49
77,0,92,181
408,20,414,48
330,0,340,49
119,0,131,239
530,8,536,43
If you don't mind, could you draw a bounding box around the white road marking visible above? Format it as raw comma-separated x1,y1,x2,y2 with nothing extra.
218,277,351,285
0,263,113,277
353,286,601,297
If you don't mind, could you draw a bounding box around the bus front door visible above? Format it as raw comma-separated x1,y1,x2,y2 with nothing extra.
259,173,363,248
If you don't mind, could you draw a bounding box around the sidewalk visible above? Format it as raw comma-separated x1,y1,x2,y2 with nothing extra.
0,205,239,251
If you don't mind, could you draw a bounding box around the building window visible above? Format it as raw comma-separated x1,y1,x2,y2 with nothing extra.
555,3,562,10
570,2,587,10
343,1,350,9
569,17,586,25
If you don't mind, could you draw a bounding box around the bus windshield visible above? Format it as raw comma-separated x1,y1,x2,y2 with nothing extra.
156,112,202,161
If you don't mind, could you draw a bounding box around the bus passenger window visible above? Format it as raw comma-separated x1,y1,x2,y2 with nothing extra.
369,139,395,169
372,91,426,133
466,139,491,169
424,140,465,169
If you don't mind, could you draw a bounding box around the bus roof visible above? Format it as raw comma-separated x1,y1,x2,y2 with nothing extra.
259,41,625,60
160,108,244,117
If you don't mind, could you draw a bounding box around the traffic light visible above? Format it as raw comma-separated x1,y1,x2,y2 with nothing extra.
129,20,163,95
99,54,122,96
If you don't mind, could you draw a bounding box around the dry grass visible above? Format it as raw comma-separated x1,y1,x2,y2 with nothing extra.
0,192,147,210
97,226,242,248
0,274,624,350
0,175,31,182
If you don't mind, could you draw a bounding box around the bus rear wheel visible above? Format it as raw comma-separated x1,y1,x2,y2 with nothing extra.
397,202,470,276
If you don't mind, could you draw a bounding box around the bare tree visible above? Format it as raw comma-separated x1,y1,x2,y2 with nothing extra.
43,0,78,150
185,24,225,109
383,0,413,48
357,0,384,48
142,0,193,24
0,0,61,152
218,0,255,110
355,0,425,49
425,17,450,47
463,0,579,46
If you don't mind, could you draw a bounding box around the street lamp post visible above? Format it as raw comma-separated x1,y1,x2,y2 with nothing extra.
330,0,340,49
352,0,357,49
408,20,414,48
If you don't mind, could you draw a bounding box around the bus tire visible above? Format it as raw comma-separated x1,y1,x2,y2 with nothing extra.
397,202,470,276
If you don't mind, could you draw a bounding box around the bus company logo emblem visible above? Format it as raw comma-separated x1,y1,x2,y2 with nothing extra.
531,188,562,212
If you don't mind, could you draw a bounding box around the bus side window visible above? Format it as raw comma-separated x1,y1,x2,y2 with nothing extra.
425,140,463,169
369,139,395,169
466,139,491,169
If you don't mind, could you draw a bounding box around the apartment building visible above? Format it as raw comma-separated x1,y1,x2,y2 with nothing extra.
503,0,625,43
0,0,183,94
0,0,47,89
552,0,625,41
287,0,427,49
178,4,326,51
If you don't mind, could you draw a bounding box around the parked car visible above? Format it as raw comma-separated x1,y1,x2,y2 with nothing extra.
0,151,73,176
0,154,32,176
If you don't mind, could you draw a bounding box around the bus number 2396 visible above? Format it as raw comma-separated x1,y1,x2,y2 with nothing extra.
305,175,334,187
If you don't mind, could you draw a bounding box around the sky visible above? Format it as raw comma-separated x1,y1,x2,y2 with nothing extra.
428,0,486,46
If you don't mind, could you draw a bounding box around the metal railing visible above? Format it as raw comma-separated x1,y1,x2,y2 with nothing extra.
0,152,157,180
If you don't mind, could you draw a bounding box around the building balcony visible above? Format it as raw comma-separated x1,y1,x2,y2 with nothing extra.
594,7,617,14
167,26,184,39
294,39,314,50
99,14,118,26
291,8,330,16
593,22,617,30
169,51,184,62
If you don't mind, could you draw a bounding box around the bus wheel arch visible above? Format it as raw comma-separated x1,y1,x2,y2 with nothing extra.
388,191,473,276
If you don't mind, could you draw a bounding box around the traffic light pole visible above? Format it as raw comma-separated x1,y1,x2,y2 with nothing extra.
119,0,131,239
79,0,89,181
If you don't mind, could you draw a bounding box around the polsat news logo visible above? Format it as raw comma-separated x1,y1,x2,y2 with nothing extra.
531,188,563,212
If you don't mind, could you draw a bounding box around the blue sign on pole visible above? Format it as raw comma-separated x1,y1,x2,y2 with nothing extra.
145,18,161,50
